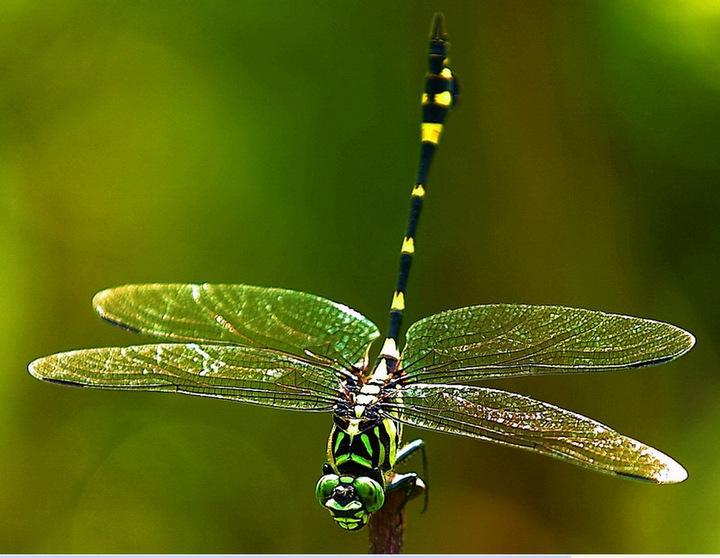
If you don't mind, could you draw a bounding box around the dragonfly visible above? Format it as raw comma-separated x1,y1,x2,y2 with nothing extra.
29,13,694,532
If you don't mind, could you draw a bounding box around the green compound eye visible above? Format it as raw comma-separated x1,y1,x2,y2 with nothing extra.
352,476,385,513
315,474,340,504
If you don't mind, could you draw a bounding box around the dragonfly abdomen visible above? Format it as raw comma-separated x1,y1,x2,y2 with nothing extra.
387,18,458,343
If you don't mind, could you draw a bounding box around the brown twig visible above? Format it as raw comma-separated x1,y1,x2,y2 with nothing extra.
368,474,426,554
368,487,410,554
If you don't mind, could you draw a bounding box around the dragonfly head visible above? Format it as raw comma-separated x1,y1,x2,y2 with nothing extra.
315,469,385,531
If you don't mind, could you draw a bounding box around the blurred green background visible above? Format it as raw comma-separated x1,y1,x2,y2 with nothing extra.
1,0,718,553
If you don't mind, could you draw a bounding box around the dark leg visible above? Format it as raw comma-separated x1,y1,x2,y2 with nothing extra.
388,439,430,512
392,438,429,512
396,439,427,476
387,472,426,499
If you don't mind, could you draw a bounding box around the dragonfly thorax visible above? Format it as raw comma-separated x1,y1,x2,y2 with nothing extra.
328,383,401,477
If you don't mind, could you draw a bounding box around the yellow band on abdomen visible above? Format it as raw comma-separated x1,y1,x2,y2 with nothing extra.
421,123,443,144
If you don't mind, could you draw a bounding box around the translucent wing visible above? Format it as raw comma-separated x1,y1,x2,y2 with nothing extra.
28,344,341,411
388,384,687,483
401,304,694,383
93,284,381,365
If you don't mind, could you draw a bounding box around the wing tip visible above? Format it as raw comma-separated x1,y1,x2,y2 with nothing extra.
655,455,689,484
616,447,688,484
92,287,115,321
28,353,67,383
92,287,144,333
29,355,83,388
27,357,46,380
92,284,130,306
681,328,696,353
657,462,688,484
662,325,695,363
92,286,130,315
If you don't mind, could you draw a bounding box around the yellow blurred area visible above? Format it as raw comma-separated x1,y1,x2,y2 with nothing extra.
1,0,718,553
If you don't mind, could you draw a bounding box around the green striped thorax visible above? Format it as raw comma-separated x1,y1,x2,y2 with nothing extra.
316,396,400,530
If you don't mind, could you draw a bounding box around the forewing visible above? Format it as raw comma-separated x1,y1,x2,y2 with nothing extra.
94,284,380,365
389,384,687,483
29,344,340,411
401,304,694,382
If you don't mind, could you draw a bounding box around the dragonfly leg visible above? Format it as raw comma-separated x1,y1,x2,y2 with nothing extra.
396,439,427,471
386,472,427,511
392,438,429,512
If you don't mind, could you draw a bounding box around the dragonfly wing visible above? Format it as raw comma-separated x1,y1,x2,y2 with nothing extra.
29,344,341,411
401,304,694,382
388,383,687,483
93,284,380,365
